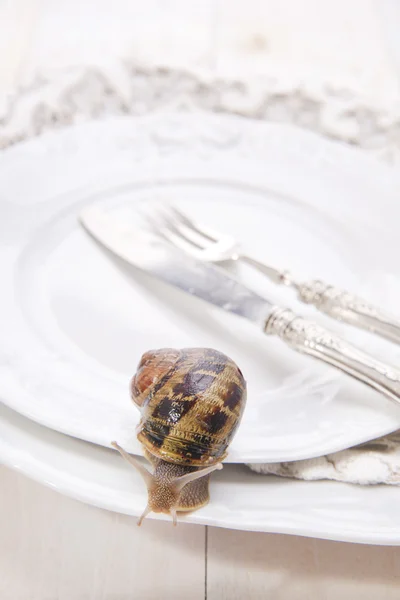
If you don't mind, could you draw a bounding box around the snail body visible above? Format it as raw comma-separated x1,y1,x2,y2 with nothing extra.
112,347,246,525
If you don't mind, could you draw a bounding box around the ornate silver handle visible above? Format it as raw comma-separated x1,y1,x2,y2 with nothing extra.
241,256,400,345
295,279,400,344
265,307,400,405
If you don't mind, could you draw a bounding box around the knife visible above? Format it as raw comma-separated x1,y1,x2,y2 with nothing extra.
80,207,400,406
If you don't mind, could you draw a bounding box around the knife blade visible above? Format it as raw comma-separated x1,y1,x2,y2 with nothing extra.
80,207,273,326
80,207,400,406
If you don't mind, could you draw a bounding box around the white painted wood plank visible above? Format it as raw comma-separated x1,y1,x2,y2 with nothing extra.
0,467,205,600
0,0,42,93
213,0,399,101
19,0,217,80
207,527,400,599
14,0,399,104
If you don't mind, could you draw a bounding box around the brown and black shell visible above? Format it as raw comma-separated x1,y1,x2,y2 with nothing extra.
130,348,246,467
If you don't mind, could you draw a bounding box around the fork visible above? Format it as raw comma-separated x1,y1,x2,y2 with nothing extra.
145,204,400,344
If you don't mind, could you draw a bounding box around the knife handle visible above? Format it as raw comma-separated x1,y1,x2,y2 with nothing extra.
265,307,400,405
295,279,400,345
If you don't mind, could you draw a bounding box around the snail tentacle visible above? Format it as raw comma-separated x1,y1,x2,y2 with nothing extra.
111,441,153,486
172,463,223,492
137,505,151,527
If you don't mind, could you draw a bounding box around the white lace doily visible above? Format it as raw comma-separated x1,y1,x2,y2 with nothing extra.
2,58,400,485
248,435,400,485
2,61,400,161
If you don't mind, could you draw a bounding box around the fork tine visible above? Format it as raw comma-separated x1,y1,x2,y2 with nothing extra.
154,208,203,248
145,211,203,255
145,202,240,262
162,204,218,244
155,205,214,251
159,206,215,249
166,204,192,226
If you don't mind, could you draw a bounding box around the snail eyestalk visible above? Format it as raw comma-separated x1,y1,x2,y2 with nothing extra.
172,463,223,492
111,441,153,485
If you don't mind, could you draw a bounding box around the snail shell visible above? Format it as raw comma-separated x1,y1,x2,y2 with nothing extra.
112,347,246,526
132,347,246,466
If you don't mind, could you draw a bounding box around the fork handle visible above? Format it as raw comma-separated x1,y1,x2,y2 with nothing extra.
295,279,400,344
265,307,400,405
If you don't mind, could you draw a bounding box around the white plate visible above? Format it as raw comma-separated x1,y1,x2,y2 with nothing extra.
2,402,400,545
1,113,400,464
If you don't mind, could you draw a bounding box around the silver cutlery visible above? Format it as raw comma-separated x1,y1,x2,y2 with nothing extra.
145,204,400,345
80,206,400,407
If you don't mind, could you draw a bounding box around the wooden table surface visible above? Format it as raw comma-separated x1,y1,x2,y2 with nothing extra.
1,1,400,598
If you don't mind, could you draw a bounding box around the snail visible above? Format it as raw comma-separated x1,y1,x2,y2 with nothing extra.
111,347,246,526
